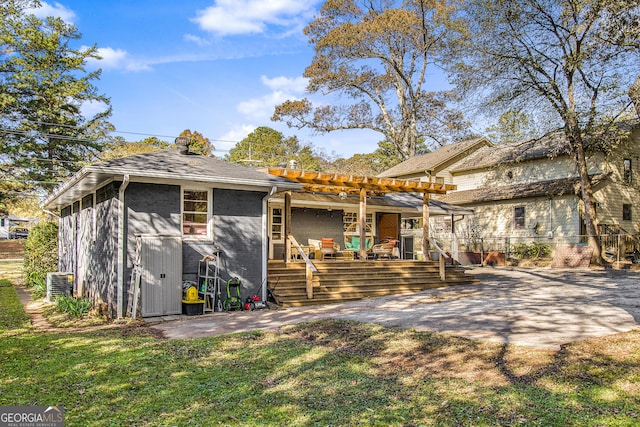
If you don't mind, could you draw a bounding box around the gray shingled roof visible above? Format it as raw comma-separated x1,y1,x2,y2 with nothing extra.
438,174,609,205
453,133,572,172
88,149,292,183
377,137,492,178
44,149,301,209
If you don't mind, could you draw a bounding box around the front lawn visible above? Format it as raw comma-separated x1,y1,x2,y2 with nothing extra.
1,276,639,426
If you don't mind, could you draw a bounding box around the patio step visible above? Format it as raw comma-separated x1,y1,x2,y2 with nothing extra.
267,260,477,307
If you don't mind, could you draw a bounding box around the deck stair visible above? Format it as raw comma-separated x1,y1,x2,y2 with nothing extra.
267,259,478,307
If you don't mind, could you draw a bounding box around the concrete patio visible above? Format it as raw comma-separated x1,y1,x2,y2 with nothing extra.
150,266,640,350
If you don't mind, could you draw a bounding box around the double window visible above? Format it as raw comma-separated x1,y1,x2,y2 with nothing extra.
183,189,210,237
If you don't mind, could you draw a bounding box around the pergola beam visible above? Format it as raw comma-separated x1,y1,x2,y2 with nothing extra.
266,168,455,195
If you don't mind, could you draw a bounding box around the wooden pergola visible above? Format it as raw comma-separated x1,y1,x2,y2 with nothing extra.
266,168,457,261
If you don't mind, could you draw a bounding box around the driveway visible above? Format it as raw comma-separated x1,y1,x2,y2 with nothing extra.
150,267,640,350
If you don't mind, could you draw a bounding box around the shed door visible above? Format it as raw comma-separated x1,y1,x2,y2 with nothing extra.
140,236,182,317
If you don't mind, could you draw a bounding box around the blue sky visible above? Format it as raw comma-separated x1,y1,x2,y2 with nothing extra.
29,0,454,159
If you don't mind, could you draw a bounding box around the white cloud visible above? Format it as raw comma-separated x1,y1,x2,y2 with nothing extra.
27,1,76,23
261,75,307,93
237,75,307,120
237,91,292,119
183,34,212,47
192,0,320,36
84,46,151,72
216,124,257,151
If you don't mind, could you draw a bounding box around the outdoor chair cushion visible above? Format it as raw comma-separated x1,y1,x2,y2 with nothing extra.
308,239,321,250
321,238,335,249
345,237,372,251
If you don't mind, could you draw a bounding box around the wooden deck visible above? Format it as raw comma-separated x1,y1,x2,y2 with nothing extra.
267,259,478,307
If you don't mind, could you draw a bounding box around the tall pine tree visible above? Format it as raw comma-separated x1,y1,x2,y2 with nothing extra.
0,0,112,195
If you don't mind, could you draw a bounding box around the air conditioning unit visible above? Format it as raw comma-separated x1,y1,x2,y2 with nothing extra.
46,272,74,302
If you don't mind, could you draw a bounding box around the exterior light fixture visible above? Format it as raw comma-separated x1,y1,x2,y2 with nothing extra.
338,191,348,200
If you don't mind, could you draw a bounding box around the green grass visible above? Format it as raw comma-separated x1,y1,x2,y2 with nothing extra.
1,274,640,426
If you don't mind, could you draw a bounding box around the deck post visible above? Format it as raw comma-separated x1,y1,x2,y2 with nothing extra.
422,193,430,262
284,191,292,263
359,188,367,260
305,263,313,299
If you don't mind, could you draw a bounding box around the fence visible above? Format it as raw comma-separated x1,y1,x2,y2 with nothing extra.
425,232,639,266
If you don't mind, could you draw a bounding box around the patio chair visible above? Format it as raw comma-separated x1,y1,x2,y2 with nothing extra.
320,237,339,260
371,239,399,259
344,236,372,252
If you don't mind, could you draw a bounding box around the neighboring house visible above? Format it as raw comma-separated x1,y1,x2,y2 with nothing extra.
379,124,640,256
0,215,38,239
43,144,301,319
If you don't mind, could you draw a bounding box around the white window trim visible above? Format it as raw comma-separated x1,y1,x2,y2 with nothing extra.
181,188,213,240
270,205,284,244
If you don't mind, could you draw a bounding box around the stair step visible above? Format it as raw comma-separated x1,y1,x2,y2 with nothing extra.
267,260,478,308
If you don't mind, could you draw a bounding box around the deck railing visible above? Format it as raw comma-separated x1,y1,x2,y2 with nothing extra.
287,235,319,298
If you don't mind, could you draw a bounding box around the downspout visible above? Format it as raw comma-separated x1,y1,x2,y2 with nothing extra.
117,175,130,320
262,186,278,301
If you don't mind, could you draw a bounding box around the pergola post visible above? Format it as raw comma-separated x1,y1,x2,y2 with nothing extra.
422,193,430,262
284,191,292,263
450,213,458,263
359,188,367,260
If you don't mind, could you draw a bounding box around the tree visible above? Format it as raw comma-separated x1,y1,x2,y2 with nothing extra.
98,136,171,161
485,110,538,144
178,129,214,156
0,0,112,193
226,126,321,170
449,0,640,263
272,0,467,160
631,76,640,118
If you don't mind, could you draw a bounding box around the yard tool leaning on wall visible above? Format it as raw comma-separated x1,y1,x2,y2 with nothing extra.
198,247,224,312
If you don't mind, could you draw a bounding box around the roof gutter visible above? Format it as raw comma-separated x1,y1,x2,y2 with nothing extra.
116,174,130,320
43,167,90,209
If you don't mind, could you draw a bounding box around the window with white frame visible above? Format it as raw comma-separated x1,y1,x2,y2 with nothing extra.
183,189,210,237
342,212,373,232
270,207,283,242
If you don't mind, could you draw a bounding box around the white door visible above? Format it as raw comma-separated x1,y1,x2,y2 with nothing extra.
140,236,182,317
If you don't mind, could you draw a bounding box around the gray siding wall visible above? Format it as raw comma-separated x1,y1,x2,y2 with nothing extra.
59,182,270,317
210,189,266,296
58,194,118,316
125,183,181,311
91,198,118,314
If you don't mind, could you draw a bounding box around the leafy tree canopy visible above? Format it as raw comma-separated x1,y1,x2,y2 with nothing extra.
178,129,214,156
0,0,113,195
226,126,321,170
272,0,468,160
98,136,171,161
485,110,538,145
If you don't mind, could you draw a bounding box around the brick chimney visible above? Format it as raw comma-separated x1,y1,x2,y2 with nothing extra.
175,137,189,155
